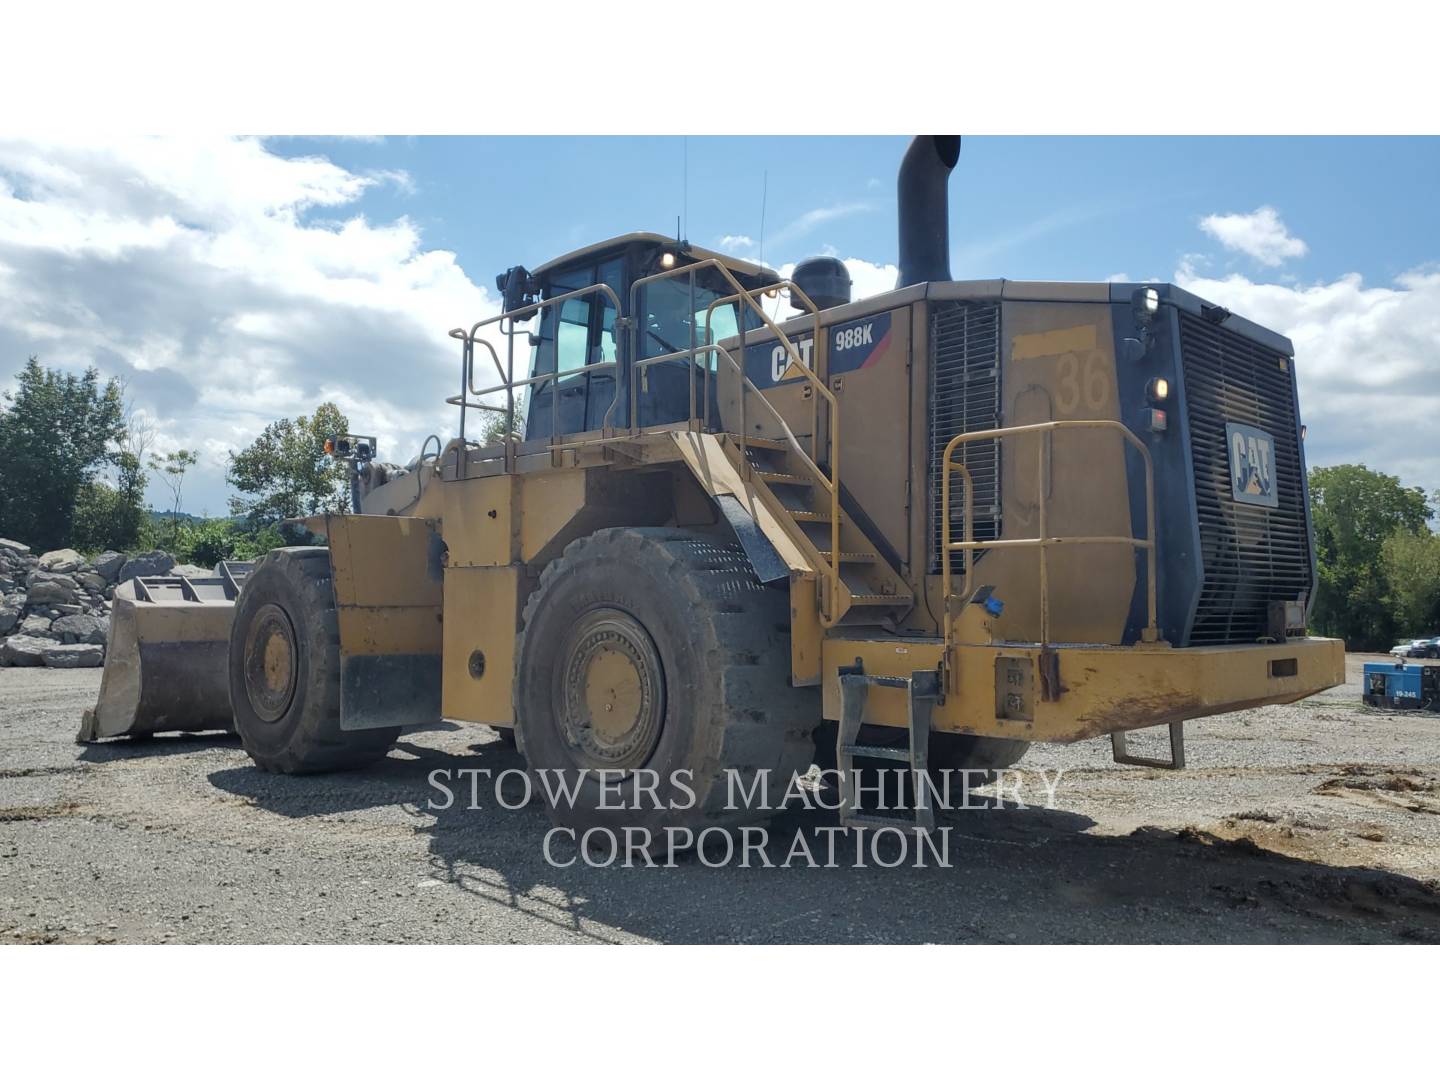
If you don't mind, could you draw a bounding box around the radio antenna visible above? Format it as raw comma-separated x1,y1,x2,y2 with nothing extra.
758,169,768,266
682,135,689,243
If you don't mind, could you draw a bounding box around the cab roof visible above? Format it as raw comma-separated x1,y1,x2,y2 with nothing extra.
532,231,780,283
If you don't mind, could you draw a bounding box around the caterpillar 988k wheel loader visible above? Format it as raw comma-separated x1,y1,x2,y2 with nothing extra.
84,136,1345,835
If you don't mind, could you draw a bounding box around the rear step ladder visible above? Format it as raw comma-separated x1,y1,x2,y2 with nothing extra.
837,668,940,831
1111,722,1186,769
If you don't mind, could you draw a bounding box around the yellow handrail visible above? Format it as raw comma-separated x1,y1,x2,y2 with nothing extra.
623,262,841,620
940,419,1160,647
444,260,845,620
447,282,625,460
699,281,841,617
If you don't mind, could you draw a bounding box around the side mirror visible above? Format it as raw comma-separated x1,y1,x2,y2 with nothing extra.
496,265,537,317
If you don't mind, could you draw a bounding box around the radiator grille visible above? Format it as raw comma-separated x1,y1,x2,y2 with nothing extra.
929,302,1001,573
1180,313,1312,645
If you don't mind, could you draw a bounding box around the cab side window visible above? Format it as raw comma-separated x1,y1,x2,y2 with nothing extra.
529,258,623,378
556,297,590,374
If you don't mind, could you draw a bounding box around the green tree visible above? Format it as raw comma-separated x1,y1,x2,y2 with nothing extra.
72,450,149,552
479,391,527,444
0,356,126,550
1309,463,1433,649
171,518,286,566
1383,528,1440,637
227,402,350,527
151,448,199,546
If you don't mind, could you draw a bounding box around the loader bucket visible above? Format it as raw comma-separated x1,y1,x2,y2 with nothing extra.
77,561,254,742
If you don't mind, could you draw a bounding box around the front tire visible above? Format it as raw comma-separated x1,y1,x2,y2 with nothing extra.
514,528,819,837
228,547,400,773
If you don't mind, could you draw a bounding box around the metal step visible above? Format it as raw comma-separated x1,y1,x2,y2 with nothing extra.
754,470,814,487
789,510,831,523
846,593,905,606
837,668,940,832
816,550,878,564
736,435,791,452
841,743,911,762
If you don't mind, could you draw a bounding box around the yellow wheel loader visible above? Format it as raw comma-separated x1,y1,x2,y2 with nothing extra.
84,136,1345,834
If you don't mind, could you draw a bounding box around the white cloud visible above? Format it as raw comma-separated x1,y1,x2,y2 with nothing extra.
1175,262,1440,490
839,257,898,300
767,201,875,254
0,136,497,514
717,234,754,253
758,257,898,323
1199,205,1308,266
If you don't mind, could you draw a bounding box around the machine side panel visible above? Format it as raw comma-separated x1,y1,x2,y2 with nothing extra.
326,514,444,731
922,300,1137,645
441,564,521,726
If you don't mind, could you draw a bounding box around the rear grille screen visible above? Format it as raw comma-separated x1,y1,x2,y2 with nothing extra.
1180,313,1312,645
929,301,1001,573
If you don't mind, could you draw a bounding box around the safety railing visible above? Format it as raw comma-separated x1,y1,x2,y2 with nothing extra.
940,419,1160,648
615,258,831,445
444,261,844,618
446,282,624,476
617,263,838,610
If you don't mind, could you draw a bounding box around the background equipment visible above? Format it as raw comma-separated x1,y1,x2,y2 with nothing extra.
1362,662,1440,710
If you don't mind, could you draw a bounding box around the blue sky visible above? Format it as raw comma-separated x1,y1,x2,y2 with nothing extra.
1,135,1437,517
273,136,1440,287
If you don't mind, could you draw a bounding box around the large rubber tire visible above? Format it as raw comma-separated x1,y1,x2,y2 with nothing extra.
927,732,1030,777
514,528,819,836
228,547,401,773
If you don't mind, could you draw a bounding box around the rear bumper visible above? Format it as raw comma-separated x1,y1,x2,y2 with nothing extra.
820,635,1346,743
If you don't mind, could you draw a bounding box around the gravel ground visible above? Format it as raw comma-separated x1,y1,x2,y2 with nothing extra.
3,654,1439,944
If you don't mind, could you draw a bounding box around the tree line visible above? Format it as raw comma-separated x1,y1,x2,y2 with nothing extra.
1309,464,1439,650
0,357,350,565
2,357,1437,651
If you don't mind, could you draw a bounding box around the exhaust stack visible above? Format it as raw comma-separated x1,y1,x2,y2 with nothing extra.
896,136,961,288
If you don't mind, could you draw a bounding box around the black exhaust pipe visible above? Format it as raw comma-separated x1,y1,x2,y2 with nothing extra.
896,136,961,288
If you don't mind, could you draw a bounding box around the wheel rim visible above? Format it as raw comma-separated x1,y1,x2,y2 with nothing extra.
243,603,299,723
553,607,664,770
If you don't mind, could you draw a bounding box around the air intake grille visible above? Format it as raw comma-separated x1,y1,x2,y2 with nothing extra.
1180,312,1312,645
929,301,1001,573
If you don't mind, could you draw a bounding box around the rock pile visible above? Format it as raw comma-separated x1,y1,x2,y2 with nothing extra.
0,540,178,668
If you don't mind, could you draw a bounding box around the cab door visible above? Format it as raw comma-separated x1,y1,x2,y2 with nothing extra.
524,258,622,439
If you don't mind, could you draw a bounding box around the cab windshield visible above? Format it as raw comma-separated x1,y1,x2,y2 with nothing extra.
638,269,757,365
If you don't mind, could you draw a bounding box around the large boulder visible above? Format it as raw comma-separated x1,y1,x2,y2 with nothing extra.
171,564,210,578
92,550,126,583
0,538,31,557
51,612,108,646
0,635,49,666
41,642,104,668
19,613,58,640
38,548,83,574
74,571,108,593
0,603,21,634
117,550,176,583
24,571,78,606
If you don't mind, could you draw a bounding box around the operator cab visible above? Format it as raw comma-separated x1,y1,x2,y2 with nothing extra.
499,233,777,440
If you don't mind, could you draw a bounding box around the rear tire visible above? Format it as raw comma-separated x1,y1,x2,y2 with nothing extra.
228,547,400,773
514,528,819,837
927,732,1030,777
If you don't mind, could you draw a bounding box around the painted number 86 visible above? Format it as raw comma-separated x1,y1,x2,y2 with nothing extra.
1054,351,1110,414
